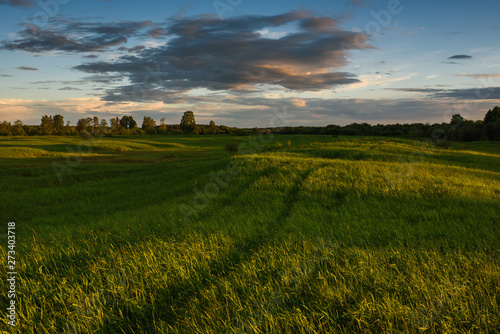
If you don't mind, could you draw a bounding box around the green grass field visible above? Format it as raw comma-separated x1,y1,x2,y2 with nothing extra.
0,134,499,333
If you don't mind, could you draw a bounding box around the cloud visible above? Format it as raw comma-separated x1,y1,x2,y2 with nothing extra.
59,87,82,91
127,45,146,53
433,87,500,100
73,11,372,101
386,86,500,100
148,27,166,38
1,19,154,53
0,0,35,8
448,54,472,60
1,94,498,127
456,73,500,79
29,75,122,87
386,88,444,93
0,74,13,77
17,66,38,70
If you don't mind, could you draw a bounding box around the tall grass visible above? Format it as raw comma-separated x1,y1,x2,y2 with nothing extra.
0,135,499,333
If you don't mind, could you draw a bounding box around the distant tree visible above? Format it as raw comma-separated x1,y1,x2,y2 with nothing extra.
120,116,137,129
41,115,54,135
12,120,26,136
0,121,12,136
53,114,64,134
65,120,76,135
99,119,108,135
76,118,92,133
451,114,464,126
180,111,196,134
218,125,230,134
484,106,500,123
93,116,99,135
76,119,85,132
142,116,156,134
159,118,167,134
484,106,500,140
325,124,342,136
208,120,217,134
110,117,121,134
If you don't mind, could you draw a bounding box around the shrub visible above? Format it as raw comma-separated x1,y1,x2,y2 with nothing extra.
225,142,239,154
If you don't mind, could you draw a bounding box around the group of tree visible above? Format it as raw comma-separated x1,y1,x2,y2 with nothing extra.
268,107,500,142
0,107,498,142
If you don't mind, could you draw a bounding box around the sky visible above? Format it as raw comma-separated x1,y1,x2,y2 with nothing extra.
0,0,499,127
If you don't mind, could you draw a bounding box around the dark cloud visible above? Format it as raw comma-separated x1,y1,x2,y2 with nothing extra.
0,0,35,8
0,74,13,77
59,87,82,91
127,45,146,53
74,11,371,101
17,66,38,70
29,80,58,84
386,88,444,93
433,87,500,100
1,19,153,53
386,86,500,100
442,61,460,65
29,75,121,87
448,54,472,60
148,27,166,38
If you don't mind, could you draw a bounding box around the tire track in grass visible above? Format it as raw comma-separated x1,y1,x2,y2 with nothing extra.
150,163,319,329
229,163,333,333
267,164,325,235
149,165,287,328
149,234,266,329
192,165,279,225
112,161,322,331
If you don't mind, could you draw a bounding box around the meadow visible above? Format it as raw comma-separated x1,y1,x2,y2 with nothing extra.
0,134,499,333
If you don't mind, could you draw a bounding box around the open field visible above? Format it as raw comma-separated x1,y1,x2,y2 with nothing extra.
1,134,499,333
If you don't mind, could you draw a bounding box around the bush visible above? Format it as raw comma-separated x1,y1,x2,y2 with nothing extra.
225,142,239,154
233,129,249,136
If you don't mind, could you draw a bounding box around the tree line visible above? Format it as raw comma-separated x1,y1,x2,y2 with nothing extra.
0,107,499,142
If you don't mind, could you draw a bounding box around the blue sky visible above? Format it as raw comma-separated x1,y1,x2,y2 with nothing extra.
0,0,499,127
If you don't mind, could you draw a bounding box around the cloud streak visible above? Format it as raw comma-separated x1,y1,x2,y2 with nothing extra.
448,54,472,60
0,0,35,7
1,19,155,53
17,66,38,70
7,95,499,127
387,87,500,99
456,73,500,79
